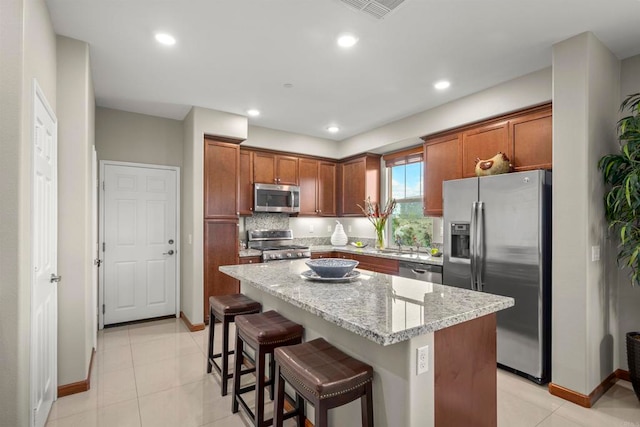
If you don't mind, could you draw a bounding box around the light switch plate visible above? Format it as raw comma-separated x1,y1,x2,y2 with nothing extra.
591,245,600,262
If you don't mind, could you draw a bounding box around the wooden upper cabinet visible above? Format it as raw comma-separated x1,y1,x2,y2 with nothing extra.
299,158,319,215
239,149,253,215
510,105,552,171
424,135,462,216
339,154,381,216
253,152,276,184
253,151,299,185
461,122,509,178
276,155,299,185
318,161,337,216
298,159,337,216
204,138,239,218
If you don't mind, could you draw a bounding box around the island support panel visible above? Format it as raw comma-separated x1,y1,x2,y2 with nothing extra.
434,313,497,427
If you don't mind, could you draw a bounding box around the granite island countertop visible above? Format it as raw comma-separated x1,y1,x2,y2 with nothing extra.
220,259,513,346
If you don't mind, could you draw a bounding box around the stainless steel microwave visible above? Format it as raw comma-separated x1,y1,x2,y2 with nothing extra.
254,183,300,213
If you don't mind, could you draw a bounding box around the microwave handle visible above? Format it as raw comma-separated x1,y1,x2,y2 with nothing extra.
290,190,294,208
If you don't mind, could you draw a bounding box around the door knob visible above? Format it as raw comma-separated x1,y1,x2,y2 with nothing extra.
163,250,175,255
50,274,62,283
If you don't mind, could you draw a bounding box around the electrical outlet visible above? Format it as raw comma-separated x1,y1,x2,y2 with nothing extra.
327,225,331,232
417,345,429,375
348,225,352,233
309,225,314,233
188,234,192,245
592,245,600,261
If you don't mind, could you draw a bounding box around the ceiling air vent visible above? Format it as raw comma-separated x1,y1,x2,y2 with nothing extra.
338,0,406,19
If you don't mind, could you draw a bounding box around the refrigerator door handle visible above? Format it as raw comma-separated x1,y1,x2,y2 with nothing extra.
470,201,478,291
477,201,484,291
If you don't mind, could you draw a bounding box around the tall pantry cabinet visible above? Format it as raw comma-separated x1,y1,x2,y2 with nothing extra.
203,136,241,323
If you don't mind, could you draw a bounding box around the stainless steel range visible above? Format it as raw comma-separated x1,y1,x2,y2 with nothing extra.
247,229,311,262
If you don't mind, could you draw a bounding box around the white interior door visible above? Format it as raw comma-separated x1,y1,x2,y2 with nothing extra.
31,80,58,427
102,163,178,325
91,146,98,348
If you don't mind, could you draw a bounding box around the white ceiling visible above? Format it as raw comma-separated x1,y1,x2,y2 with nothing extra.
46,0,640,141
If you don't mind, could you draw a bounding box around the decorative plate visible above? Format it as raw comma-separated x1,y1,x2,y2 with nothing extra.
301,269,361,282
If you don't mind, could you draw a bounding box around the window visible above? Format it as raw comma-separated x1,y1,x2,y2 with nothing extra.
388,161,433,248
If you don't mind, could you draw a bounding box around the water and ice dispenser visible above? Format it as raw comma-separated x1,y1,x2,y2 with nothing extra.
450,223,470,259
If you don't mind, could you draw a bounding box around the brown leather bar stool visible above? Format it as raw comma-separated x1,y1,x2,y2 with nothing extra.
232,310,304,427
207,294,262,396
273,338,374,427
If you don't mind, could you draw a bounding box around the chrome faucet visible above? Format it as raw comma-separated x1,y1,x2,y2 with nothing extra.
395,237,402,252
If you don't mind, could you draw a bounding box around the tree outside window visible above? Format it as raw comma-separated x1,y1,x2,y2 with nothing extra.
389,162,433,248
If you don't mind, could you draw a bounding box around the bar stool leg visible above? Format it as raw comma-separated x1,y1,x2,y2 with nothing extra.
273,363,285,427
361,381,374,427
231,333,243,414
206,306,215,374
295,392,305,427
220,316,231,396
254,347,266,427
316,400,329,427
268,353,276,400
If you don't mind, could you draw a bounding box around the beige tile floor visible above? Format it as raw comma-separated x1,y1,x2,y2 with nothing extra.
46,317,640,427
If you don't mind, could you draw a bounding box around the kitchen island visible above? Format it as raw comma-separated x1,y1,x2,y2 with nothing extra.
220,259,514,427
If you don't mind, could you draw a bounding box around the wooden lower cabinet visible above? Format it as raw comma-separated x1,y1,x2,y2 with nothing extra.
310,252,334,259
239,256,262,264
311,252,399,275
204,220,239,322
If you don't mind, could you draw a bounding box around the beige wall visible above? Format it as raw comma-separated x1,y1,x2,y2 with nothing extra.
181,107,247,324
244,125,340,159
0,0,57,424
95,107,183,167
552,32,620,394
616,54,640,369
56,35,95,386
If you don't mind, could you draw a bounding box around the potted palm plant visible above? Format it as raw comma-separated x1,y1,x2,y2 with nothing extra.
598,92,640,400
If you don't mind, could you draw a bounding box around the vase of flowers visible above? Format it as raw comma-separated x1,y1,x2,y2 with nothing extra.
358,197,397,250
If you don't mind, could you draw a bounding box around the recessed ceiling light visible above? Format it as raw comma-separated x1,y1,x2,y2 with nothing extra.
327,126,340,133
337,34,358,48
155,33,176,46
247,109,260,117
283,83,294,89
434,80,451,90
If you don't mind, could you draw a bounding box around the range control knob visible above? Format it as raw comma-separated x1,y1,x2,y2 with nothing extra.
286,253,292,258
270,254,277,260
297,252,302,257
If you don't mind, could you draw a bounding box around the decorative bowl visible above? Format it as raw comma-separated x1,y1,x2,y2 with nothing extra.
305,258,359,278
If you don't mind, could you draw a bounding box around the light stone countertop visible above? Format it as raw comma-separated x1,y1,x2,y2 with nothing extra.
220,259,513,346
239,249,262,258
310,245,444,266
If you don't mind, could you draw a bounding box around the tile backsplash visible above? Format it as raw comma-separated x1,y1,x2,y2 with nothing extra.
240,213,444,250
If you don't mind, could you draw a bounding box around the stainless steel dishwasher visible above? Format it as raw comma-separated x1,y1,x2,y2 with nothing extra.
398,261,443,284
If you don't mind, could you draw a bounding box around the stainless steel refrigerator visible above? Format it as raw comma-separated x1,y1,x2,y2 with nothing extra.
443,170,551,384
